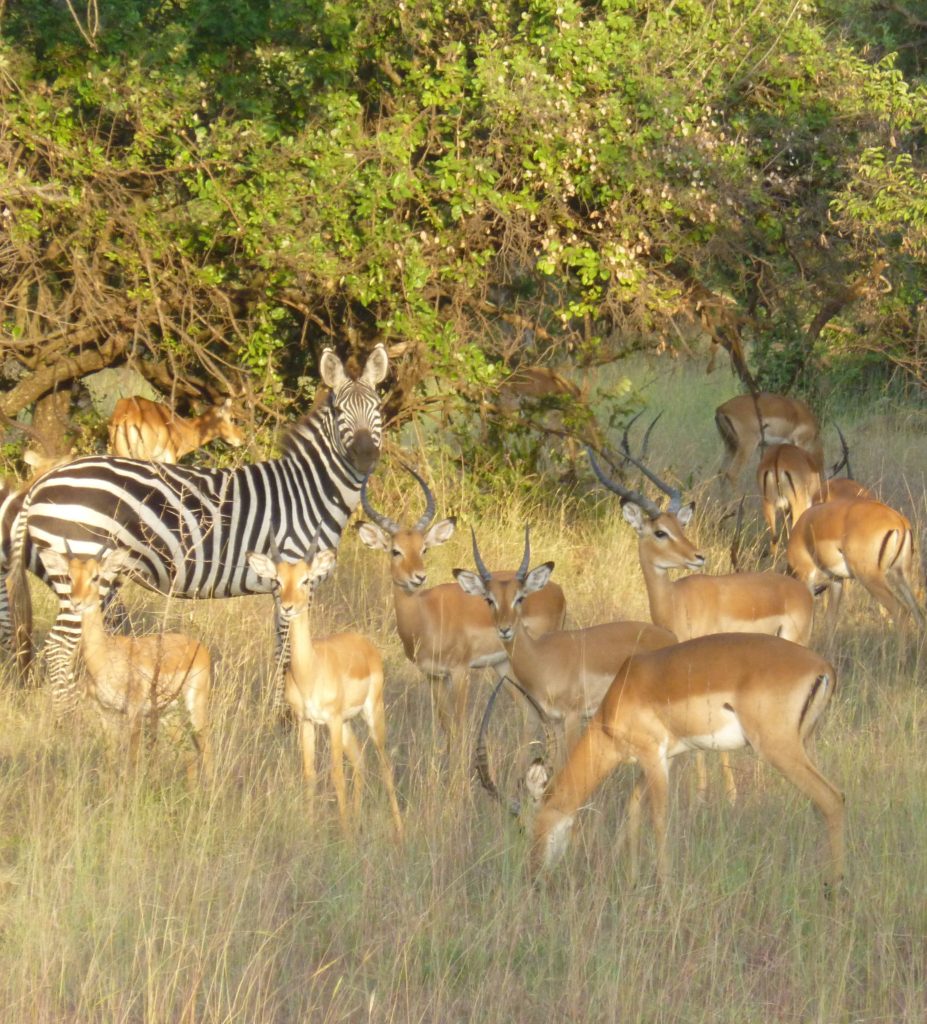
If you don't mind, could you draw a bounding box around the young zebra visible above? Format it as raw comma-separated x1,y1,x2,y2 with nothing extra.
6,345,389,716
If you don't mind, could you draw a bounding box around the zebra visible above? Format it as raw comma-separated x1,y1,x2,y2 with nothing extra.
7,344,389,716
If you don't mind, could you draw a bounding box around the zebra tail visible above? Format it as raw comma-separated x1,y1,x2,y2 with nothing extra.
7,486,34,684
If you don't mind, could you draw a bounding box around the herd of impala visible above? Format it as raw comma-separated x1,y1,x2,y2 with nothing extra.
4,384,924,895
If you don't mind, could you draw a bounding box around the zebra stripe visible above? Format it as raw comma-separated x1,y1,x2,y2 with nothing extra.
8,344,389,714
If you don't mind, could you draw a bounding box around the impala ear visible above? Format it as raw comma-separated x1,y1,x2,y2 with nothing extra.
622,502,646,533
355,520,391,552
523,562,554,594
101,548,134,576
423,517,456,549
677,502,695,526
39,547,69,578
310,548,337,583
247,551,278,580
453,568,487,599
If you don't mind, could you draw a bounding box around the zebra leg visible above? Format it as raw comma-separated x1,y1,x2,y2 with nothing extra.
0,572,12,650
271,599,292,719
43,610,84,719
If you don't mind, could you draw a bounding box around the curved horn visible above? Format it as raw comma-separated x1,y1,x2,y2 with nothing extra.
268,531,281,562
586,447,662,518
827,425,851,480
619,415,683,514
360,474,402,535
517,525,531,582
398,462,437,534
470,528,492,584
473,675,554,819
304,525,322,563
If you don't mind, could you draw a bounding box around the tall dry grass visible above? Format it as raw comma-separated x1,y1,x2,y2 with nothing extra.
0,357,924,1022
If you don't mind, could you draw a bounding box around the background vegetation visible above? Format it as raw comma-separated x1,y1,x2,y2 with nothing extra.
1,0,926,469
1,360,925,1023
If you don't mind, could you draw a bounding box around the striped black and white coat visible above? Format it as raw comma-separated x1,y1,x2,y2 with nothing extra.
5,344,389,715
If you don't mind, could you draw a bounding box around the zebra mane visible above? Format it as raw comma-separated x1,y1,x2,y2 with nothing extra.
279,404,331,458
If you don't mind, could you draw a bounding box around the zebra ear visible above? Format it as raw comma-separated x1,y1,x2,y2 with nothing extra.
319,348,347,391
360,343,389,387
247,551,278,581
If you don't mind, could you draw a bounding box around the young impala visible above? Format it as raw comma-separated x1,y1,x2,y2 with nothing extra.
247,547,404,840
454,527,675,779
786,498,924,632
530,633,844,889
108,396,245,463
589,442,814,803
716,392,822,489
356,465,566,754
38,546,212,781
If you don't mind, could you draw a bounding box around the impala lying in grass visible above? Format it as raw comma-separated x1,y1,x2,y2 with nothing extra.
38,545,212,781
530,633,844,889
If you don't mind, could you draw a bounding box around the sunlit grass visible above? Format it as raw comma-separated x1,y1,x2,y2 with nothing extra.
0,357,924,1021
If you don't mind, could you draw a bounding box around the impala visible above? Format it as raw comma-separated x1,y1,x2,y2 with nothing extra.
716,392,822,489
589,444,814,803
248,547,403,840
758,427,871,553
355,464,566,751
38,546,212,781
530,633,844,888
108,395,245,463
454,527,676,777
786,498,924,632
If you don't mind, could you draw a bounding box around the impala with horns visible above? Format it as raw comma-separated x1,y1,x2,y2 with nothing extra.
589,441,814,803
108,396,245,463
786,497,924,632
716,392,822,490
810,427,875,505
530,633,844,888
355,464,566,752
38,545,212,782
248,544,403,840
454,526,675,783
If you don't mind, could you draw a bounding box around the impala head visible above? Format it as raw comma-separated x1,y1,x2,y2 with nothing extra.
203,398,246,448
38,545,135,614
355,463,456,593
246,546,337,622
453,526,554,643
319,343,390,475
587,443,704,571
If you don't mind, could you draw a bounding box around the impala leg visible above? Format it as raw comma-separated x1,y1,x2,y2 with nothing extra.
298,718,318,815
184,665,212,784
327,714,352,838
639,752,671,884
694,751,709,801
757,742,845,887
822,578,844,635
366,700,404,841
720,752,738,805
626,775,647,883
126,712,143,778
341,721,364,820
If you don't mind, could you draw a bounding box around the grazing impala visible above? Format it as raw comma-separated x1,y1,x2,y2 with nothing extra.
108,396,245,463
758,427,872,553
786,498,924,632
716,392,822,489
38,546,212,781
248,546,403,840
530,633,844,888
589,444,814,803
356,465,566,752
454,527,676,776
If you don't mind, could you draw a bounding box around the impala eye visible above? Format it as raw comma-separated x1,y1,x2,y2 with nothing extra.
391,548,402,558
654,529,668,539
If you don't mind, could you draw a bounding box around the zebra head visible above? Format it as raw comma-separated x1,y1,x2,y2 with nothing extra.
319,343,390,475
